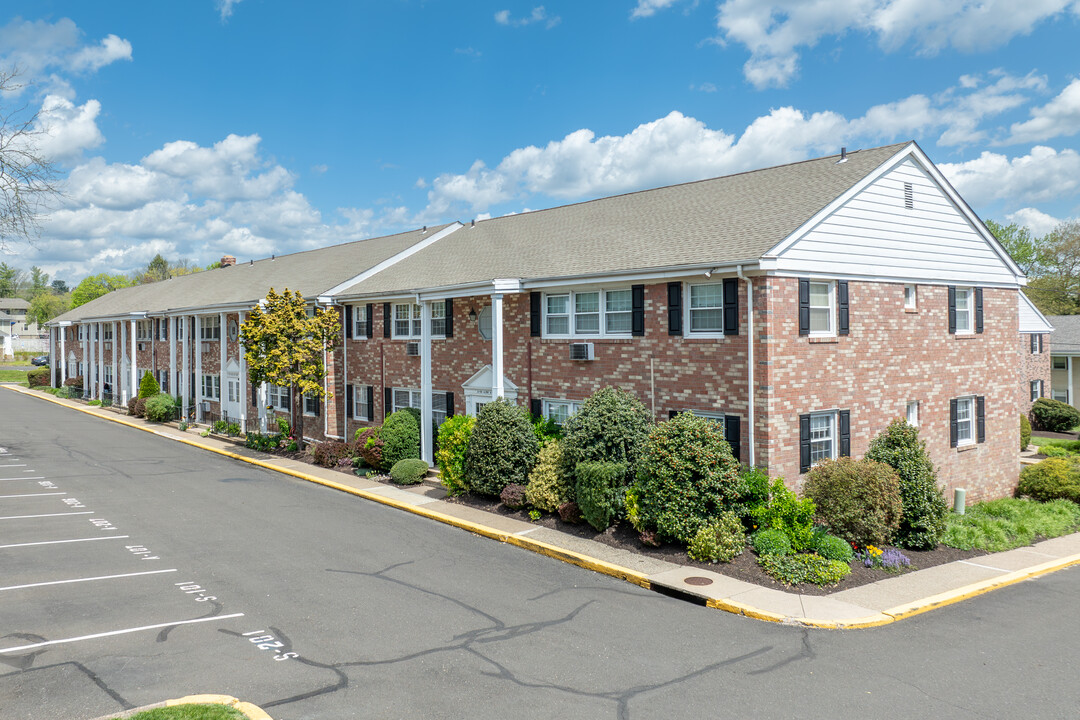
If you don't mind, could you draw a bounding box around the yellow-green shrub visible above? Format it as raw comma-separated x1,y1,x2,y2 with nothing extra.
525,439,574,512
436,415,475,496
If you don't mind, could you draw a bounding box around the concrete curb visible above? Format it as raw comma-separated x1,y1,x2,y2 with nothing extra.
9,384,1079,630
88,693,272,719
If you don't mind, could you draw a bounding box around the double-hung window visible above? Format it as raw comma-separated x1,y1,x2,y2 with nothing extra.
904,284,917,310
1030,381,1043,403
393,303,422,339
543,399,583,426
544,290,633,338
605,289,633,333
546,295,570,335
954,288,973,334
906,401,919,427
808,282,834,335
1052,356,1068,370
156,320,167,341
430,302,446,337
353,305,368,339
136,320,152,341
201,374,220,401
809,412,835,464
268,384,290,411
200,316,221,341
392,388,449,428
688,283,723,334
353,385,371,421
78,325,85,341
303,393,319,416
102,325,114,341
954,397,975,446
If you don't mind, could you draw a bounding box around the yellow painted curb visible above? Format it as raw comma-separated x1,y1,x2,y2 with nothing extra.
165,694,272,719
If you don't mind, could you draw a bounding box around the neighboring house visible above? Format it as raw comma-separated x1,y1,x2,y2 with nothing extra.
1019,294,1053,411
0,298,49,354
1047,315,1080,409
49,141,1029,502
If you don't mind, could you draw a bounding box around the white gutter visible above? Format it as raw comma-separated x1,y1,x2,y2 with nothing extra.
737,265,755,467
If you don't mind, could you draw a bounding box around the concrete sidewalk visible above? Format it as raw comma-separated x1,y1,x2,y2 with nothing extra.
9,384,1080,630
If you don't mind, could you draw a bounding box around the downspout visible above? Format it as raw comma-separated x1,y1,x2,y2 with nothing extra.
737,265,755,467
321,299,344,440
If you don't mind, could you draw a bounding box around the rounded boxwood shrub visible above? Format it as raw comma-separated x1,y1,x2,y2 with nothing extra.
1017,457,1080,503
144,393,177,422
390,458,429,485
525,439,574,512
381,409,420,470
814,534,855,563
1030,397,1080,433
865,419,948,550
1020,414,1032,451
562,387,652,488
750,478,817,551
355,427,383,469
751,528,791,557
687,511,745,563
138,371,160,399
803,456,903,547
435,414,475,496
27,367,50,387
464,398,539,497
576,461,629,531
630,412,742,544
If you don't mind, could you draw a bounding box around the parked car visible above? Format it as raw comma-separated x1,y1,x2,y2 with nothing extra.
30,355,49,366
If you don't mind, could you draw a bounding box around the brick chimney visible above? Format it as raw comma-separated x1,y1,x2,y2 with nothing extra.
220,255,237,267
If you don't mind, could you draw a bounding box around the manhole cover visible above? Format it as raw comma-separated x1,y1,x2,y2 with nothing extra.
684,576,713,586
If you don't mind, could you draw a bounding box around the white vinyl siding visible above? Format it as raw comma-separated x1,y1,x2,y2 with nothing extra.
775,158,1018,285
543,289,633,339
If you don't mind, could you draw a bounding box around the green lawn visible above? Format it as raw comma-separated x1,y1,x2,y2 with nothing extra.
0,368,30,385
942,498,1080,552
110,703,247,720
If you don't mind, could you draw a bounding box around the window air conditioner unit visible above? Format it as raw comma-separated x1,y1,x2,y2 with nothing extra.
569,342,595,361
406,341,420,357
138,342,146,351
199,401,210,413
104,342,112,351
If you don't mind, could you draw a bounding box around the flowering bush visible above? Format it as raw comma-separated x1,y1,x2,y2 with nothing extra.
856,545,911,571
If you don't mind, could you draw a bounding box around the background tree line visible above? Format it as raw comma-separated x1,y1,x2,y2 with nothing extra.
986,219,1080,316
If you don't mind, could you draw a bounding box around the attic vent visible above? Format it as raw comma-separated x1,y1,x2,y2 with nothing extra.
406,341,420,357
904,182,913,209
569,342,595,361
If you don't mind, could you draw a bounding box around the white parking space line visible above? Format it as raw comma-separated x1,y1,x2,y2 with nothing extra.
0,464,27,467
0,613,246,654
0,477,47,481
0,511,94,520
0,535,129,549
0,568,178,592
0,492,65,498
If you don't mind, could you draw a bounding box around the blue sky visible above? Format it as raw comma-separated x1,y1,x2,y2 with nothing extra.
3,1,1080,284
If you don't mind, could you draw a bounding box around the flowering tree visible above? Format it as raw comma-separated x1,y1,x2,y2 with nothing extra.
240,287,339,449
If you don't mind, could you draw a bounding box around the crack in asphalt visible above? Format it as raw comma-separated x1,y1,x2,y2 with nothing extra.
0,660,134,711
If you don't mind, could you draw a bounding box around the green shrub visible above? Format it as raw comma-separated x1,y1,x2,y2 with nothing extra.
27,367,50,387
687,511,745,563
525,439,575,512
354,427,383,469
312,441,353,468
435,415,476,496
64,375,83,391
803,456,903,547
575,461,628,531
1031,397,1080,433
562,387,652,487
1042,445,1075,458
758,553,851,587
813,534,855,563
731,465,772,523
500,483,528,509
245,431,282,452
138,371,160,399
630,412,742,544
865,419,948,550
144,393,177,422
1020,414,1032,451
213,420,227,433
750,478,817,551
751,528,791,557
276,416,291,435
531,415,563,443
389,458,429,485
1017,458,1080,503
1042,439,1080,453
381,409,421,470
464,398,540,497
87,399,102,406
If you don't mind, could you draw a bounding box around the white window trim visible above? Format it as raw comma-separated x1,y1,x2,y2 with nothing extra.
542,288,634,339
200,374,221,401
199,315,221,341
352,384,371,421
808,281,836,338
392,387,448,426
954,287,974,335
303,392,319,417
906,401,919,427
268,384,290,412
809,410,837,466
136,320,153,342
683,282,726,338
391,303,446,341
352,305,368,340
1052,389,1069,404
904,284,917,310
542,398,583,425
956,396,975,447
1030,380,1042,403
678,409,727,429
1052,356,1068,370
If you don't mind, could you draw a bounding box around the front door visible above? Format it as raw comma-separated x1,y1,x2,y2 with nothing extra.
224,375,241,422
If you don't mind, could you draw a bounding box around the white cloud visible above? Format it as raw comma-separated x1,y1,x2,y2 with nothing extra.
68,34,132,73
709,0,1080,88
938,146,1080,207
690,82,718,92
34,95,105,162
1006,207,1064,236
217,0,243,21
64,158,178,210
631,0,684,18
142,134,293,201
494,6,561,28
1006,78,1080,144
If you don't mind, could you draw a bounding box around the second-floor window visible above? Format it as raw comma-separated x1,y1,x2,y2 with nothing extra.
543,289,633,338
136,320,152,341
200,316,221,341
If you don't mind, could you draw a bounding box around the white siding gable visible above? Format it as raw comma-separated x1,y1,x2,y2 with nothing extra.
1019,292,1054,334
771,155,1021,286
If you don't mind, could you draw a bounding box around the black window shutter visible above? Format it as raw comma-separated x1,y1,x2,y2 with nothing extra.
315,395,320,416
799,414,811,473
798,279,810,336
1038,334,1044,353
723,278,739,335
384,387,392,419
950,399,959,448
977,396,986,443
948,286,957,334
530,292,542,337
445,391,455,417
1031,333,1037,353
251,380,257,407
667,282,683,336
669,410,679,420
631,284,645,337
530,398,542,419
383,303,391,338
837,281,849,336
364,386,372,420
344,305,353,339
346,385,353,418
365,303,373,339
444,299,454,338
838,410,851,457
724,415,741,462
975,288,984,334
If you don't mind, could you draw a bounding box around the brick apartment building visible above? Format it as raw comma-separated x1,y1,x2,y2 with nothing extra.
49,141,1032,501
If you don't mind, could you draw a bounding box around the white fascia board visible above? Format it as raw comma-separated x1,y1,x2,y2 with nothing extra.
322,222,464,298
765,268,1024,290
1020,292,1055,333
522,261,764,289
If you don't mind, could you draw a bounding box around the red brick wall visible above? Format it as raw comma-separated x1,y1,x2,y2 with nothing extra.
1019,333,1051,412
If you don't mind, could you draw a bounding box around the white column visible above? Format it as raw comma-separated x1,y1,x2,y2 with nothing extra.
80,324,87,396
110,322,117,405
182,316,190,421
219,312,227,422
97,323,104,401
119,321,127,404
259,382,268,433
49,327,57,387
420,300,433,465
169,316,177,398
239,312,248,433
1069,356,1075,409
195,315,203,423
58,326,67,385
491,293,505,399
129,318,138,400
